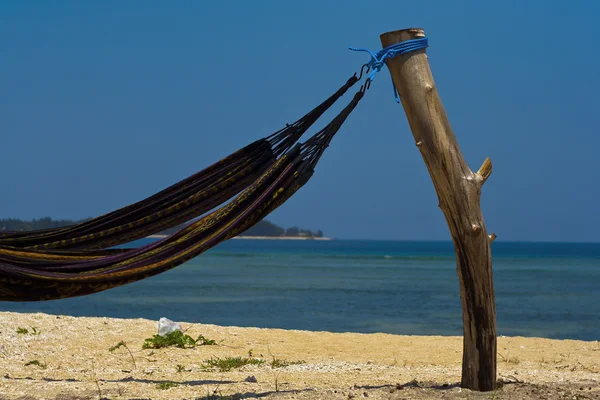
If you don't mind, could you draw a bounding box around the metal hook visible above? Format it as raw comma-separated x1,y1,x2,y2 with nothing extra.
359,78,372,94
356,63,371,82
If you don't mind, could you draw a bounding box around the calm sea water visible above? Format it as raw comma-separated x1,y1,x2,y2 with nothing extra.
1,239,599,341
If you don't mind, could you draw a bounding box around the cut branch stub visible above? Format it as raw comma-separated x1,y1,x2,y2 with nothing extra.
477,158,492,183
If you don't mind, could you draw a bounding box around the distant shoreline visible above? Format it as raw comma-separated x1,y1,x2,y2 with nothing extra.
146,234,332,241
234,235,332,241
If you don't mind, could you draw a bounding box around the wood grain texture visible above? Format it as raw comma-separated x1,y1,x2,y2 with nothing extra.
380,27,497,391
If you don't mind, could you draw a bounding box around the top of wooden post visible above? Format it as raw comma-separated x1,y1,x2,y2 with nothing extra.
380,28,426,46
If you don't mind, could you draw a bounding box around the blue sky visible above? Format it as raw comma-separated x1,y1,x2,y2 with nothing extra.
1,1,599,242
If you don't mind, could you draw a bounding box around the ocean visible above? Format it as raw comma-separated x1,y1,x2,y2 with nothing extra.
1,239,598,341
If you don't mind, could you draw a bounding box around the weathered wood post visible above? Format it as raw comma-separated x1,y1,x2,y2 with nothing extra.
379,28,497,391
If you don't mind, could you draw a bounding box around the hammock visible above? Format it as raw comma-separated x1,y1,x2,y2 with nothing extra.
0,75,366,302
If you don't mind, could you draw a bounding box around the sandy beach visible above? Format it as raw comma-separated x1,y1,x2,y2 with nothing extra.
0,312,598,400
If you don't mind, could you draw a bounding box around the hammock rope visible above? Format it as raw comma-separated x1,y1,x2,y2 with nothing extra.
349,37,429,102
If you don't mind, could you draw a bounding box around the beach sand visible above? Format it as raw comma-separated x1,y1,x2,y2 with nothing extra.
0,312,598,399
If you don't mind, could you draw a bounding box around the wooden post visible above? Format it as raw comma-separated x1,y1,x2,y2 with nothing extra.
379,28,497,391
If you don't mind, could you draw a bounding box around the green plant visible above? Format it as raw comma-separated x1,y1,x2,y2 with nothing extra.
24,359,47,369
176,364,186,373
142,331,217,349
264,346,304,393
196,334,217,346
201,356,264,372
109,341,126,352
109,340,137,369
270,357,305,368
156,381,179,390
16,327,41,335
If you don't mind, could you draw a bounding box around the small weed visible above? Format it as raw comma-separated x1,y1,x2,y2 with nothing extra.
498,351,520,365
109,340,137,369
270,357,305,368
264,345,303,392
490,387,498,400
202,384,234,399
201,356,264,372
571,362,598,373
90,360,102,399
197,334,217,346
109,341,126,352
16,327,41,335
176,364,186,373
156,381,179,390
24,359,47,369
143,331,217,349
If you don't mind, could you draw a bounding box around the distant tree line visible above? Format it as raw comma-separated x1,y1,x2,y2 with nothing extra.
0,217,324,238
0,217,91,232
240,220,323,238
